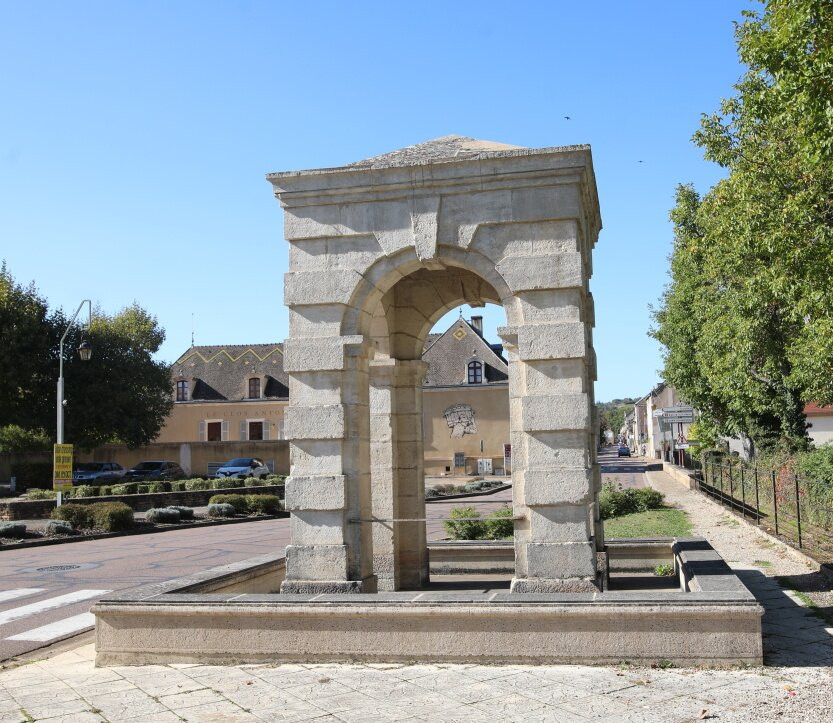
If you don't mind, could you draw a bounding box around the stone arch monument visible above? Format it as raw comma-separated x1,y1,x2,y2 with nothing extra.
268,136,604,595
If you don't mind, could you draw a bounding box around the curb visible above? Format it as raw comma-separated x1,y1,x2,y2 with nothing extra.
0,511,289,552
426,484,512,503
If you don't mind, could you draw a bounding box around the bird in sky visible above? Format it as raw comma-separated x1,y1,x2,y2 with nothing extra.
563,116,571,120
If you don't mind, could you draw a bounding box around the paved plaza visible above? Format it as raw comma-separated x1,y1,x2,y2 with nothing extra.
0,468,831,721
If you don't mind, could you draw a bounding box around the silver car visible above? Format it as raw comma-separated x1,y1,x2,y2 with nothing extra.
214,458,270,479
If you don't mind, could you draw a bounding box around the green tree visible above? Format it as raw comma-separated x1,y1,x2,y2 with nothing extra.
0,264,173,449
0,262,56,433
59,304,173,449
652,1,833,454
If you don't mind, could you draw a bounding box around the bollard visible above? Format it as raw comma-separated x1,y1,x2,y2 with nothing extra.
9,477,15,494
56,491,63,508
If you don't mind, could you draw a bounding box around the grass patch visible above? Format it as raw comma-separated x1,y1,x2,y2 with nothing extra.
752,559,772,568
604,507,692,538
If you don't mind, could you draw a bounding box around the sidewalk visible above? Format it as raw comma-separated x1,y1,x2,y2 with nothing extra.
0,470,831,722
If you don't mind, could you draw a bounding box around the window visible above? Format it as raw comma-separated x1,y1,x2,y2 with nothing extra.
248,378,261,399
467,360,482,385
176,380,189,401
206,421,222,442
248,421,263,440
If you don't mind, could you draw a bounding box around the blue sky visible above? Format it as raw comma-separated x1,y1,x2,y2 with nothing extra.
0,1,750,402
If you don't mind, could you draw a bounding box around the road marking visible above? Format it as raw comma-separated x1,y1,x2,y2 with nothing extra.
0,589,45,603
6,613,95,642
0,590,110,626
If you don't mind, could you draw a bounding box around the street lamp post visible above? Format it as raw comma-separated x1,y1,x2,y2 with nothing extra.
56,300,93,445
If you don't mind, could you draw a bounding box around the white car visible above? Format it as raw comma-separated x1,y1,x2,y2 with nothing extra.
214,457,270,479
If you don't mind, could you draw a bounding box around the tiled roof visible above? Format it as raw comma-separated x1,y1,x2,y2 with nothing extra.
172,344,288,401
349,135,524,169
805,403,833,415
171,320,509,402
423,319,508,387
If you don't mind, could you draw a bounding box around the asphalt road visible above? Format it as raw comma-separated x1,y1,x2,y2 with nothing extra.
0,454,644,662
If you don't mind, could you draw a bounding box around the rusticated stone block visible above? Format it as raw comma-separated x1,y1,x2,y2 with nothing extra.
496,252,583,292
284,269,362,306
528,505,590,541
283,335,364,372
520,394,590,431
284,544,348,581
516,322,587,360
285,475,346,511
525,541,597,579
285,405,345,440
523,468,593,506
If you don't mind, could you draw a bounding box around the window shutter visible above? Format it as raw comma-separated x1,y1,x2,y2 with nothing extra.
239,420,247,441
262,422,270,441
221,420,229,441
198,421,206,442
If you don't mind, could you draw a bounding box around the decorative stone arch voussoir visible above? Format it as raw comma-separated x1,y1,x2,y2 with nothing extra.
268,135,603,595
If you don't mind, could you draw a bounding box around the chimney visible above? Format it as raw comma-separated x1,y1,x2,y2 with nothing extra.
470,316,483,333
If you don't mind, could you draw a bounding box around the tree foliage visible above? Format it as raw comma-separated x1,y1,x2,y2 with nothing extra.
0,264,173,450
652,1,833,454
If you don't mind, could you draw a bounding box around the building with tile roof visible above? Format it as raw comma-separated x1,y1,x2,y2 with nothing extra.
155,315,512,476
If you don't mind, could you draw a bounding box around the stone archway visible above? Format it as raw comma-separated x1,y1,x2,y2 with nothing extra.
269,135,603,594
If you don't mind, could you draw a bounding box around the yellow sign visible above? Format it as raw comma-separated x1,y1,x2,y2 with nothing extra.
53,444,73,490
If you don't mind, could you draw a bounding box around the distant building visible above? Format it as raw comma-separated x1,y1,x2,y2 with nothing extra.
157,315,513,476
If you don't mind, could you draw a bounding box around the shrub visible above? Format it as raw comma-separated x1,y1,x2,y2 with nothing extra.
207,503,236,518
89,501,134,532
148,481,171,493
137,484,150,494
51,503,93,529
25,488,57,500
145,507,181,524
45,519,74,536
245,494,281,515
208,494,248,514
169,481,187,492
166,505,194,520
0,522,27,538
98,485,112,496
69,485,99,499
425,488,441,498
185,479,212,491
111,482,138,496
485,506,514,539
443,506,486,540
599,483,665,520
634,487,664,510
215,477,244,490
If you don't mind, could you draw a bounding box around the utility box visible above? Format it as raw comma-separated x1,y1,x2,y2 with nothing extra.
477,458,493,475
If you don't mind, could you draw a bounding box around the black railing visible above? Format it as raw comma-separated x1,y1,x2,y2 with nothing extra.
694,459,833,563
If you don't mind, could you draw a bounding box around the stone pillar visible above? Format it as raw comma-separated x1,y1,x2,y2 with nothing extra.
502,308,603,593
369,358,429,590
280,334,376,594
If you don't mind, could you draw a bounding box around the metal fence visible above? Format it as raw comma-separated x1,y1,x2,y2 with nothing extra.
694,458,833,564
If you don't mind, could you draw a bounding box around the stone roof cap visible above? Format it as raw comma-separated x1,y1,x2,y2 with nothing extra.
267,136,592,178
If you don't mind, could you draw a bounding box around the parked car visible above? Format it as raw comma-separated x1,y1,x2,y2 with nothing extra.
72,462,126,484
124,461,185,481
214,458,270,479
617,445,631,457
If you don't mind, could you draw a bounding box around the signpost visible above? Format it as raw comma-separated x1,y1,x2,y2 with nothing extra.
53,443,73,492
503,443,512,475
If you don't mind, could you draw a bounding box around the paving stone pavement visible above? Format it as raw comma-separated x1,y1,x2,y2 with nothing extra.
0,469,831,721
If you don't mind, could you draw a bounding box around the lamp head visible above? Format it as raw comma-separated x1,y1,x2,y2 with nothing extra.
78,340,92,361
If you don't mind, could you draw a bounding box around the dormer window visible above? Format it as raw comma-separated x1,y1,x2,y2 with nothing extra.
248,377,261,399
467,360,483,385
176,380,189,401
